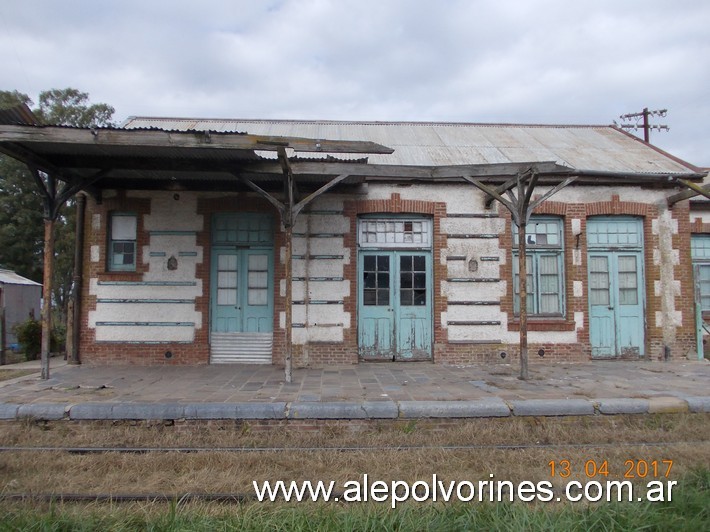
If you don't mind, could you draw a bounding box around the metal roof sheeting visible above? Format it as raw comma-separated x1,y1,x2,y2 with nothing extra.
0,269,42,286
122,118,699,175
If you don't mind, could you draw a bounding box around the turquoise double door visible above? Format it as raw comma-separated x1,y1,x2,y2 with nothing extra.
358,250,433,360
211,247,274,333
587,217,645,358
210,213,274,336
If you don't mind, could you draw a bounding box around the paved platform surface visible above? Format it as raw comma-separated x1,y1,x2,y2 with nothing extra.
1,357,708,420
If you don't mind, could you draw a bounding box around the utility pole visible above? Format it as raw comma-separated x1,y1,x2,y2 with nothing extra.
617,108,669,143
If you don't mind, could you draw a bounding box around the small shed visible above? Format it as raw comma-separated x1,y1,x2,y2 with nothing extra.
0,269,42,350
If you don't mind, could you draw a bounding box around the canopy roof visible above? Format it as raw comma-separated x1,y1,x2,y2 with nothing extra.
0,105,705,197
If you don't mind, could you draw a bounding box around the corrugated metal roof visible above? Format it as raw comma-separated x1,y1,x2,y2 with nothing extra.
0,269,42,286
0,104,42,126
123,117,698,175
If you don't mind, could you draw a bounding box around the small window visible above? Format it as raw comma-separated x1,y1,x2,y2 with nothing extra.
109,213,137,271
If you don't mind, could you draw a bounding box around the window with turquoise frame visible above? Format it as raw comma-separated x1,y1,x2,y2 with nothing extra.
512,217,565,316
108,212,137,271
691,235,710,311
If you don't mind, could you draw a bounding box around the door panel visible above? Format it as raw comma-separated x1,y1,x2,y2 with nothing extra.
358,251,432,360
396,254,431,359
213,251,241,333
359,253,395,359
211,248,273,334
588,251,644,358
243,250,273,332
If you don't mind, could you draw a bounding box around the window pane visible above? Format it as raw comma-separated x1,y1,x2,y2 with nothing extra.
111,215,137,240
218,254,237,270
248,254,268,271
248,271,267,289
400,255,412,271
589,256,610,307
248,289,268,306
364,255,375,271
540,294,559,313
218,271,237,289
413,255,425,271
377,289,390,306
364,289,377,306
377,273,389,289
413,290,426,306
217,288,236,306
364,272,376,289
400,273,412,289
400,290,412,306
414,272,426,289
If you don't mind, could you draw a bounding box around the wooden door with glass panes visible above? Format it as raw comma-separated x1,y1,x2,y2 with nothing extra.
357,217,433,360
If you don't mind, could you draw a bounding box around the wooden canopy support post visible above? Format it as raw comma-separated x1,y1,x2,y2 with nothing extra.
462,166,577,380
28,169,107,380
234,151,352,384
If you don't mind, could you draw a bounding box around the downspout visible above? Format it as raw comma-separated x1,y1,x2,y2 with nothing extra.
70,193,86,365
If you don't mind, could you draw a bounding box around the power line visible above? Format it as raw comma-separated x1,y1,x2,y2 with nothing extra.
615,107,669,143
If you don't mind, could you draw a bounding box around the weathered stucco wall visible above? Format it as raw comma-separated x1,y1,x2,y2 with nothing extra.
79,182,698,366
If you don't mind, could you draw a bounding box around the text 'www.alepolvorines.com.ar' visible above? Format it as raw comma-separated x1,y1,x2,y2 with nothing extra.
253,474,677,508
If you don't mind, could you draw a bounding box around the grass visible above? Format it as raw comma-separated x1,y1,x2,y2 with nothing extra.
0,369,36,382
0,468,707,531
0,415,707,530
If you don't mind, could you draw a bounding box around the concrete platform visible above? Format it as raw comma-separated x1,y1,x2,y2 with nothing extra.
0,357,708,421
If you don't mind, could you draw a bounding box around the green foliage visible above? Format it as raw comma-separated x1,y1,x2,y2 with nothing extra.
12,317,41,360
36,88,115,128
11,318,64,360
0,88,115,328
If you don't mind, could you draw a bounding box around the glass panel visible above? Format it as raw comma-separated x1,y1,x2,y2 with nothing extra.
217,288,236,306
377,289,390,306
618,256,638,305
358,218,431,248
414,273,426,289
692,236,710,260
377,273,389,289
218,254,237,270
248,272,267,288
248,254,268,271
248,289,268,306
111,215,137,240
363,255,390,306
400,272,412,288
218,271,237,289
589,256,610,306
400,254,427,307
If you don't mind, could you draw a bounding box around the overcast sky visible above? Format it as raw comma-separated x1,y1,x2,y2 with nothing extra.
1,0,708,166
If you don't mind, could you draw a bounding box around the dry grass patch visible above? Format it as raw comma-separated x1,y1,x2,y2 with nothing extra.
0,414,707,498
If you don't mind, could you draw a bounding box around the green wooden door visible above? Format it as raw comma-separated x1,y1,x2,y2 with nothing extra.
587,218,645,358
358,251,432,360
211,248,273,334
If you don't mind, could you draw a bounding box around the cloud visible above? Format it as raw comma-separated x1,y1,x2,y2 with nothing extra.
0,0,708,164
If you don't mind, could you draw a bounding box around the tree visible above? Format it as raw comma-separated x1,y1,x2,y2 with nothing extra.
0,88,115,344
